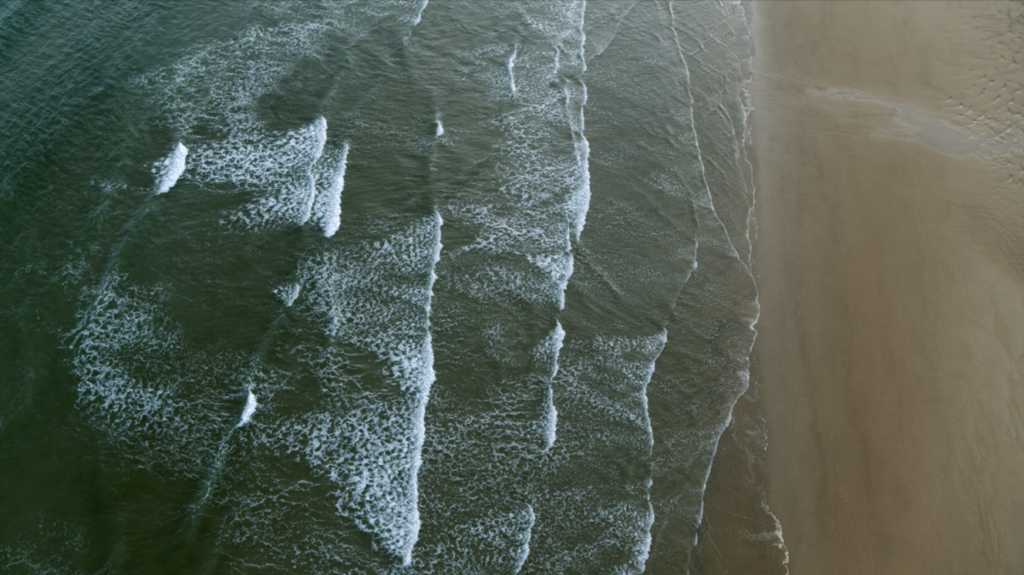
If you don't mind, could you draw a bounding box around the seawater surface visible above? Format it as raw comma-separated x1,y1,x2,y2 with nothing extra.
0,1,783,573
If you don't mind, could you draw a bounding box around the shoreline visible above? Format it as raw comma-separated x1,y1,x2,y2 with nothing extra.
748,2,1023,574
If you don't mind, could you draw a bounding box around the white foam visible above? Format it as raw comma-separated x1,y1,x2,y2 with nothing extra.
274,282,301,307
534,321,566,380
527,246,573,310
530,330,667,573
298,116,328,226
542,385,558,452
130,20,365,231
633,491,655,574
570,331,667,450
68,273,256,479
766,503,792,573
237,389,258,427
434,114,444,137
513,505,536,574
429,211,444,287
288,214,443,565
313,142,348,238
568,117,590,244
379,4,595,568
71,277,180,428
435,1,589,316
153,142,188,195
406,211,442,565
457,0,589,313
411,0,428,26
186,115,334,231
293,402,423,564
508,45,518,95
559,2,591,244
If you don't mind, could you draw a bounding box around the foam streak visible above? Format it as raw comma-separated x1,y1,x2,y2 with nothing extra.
298,116,328,225
514,505,536,574
294,213,442,566
313,142,348,238
412,0,428,26
154,142,188,195
561,1,591,245
237,389,258,427
508,45,518,95
407,210,443,564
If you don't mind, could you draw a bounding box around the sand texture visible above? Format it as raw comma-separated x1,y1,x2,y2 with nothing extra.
750,1,1024,574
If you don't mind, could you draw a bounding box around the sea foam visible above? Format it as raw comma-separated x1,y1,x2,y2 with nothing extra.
559,2,591,245
536,322,565,450
287,213,442,565
153,142,188,195
69,274,252,479
312,143,348,238
298,116,328,225
411,0,428,26
274,282,301,307
508,45,518,96
237,389,258,427
534,322,566,381
542,385,558,452
448,0,589,315
513,504,536,574
410,3,592,570
528,330,666,574
131,20,352,232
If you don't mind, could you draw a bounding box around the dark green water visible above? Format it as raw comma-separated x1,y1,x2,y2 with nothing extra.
0,1,780,573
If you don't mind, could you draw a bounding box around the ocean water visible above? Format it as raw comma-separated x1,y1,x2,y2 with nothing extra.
0,1,779,573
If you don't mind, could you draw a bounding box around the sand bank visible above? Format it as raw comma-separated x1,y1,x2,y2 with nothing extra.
749,1,1023,574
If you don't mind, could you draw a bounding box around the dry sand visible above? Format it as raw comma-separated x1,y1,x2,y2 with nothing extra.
749,1,1024,574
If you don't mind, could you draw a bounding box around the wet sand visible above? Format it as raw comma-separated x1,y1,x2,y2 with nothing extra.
750,1,1024,574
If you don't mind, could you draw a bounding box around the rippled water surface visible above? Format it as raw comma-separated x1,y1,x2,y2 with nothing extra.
0,1,764,573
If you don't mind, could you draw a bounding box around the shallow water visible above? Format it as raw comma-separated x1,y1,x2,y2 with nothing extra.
0,1,767,573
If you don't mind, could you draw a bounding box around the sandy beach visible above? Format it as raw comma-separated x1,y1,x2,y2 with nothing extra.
748,1,1023,573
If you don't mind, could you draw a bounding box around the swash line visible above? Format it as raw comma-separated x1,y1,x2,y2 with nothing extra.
733,3,788,567
663,0,769,558
666,0,742,262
